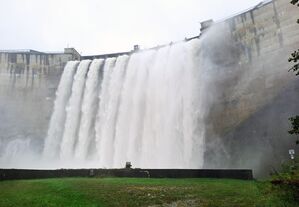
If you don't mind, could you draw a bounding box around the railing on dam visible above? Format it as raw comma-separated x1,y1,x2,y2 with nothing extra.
82,51,132,60
81,35,200,60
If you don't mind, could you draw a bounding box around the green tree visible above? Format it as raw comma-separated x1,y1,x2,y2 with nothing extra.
289,116,299,144
288,0,299,144
290,0,299,6
288,50,299,76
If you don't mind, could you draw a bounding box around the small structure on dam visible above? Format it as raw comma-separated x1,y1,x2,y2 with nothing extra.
0,48,80,74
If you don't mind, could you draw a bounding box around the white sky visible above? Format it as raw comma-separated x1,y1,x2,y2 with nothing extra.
0,0,262,55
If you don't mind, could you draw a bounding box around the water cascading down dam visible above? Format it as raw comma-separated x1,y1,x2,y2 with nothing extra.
43,39,206,169
1,0,298,177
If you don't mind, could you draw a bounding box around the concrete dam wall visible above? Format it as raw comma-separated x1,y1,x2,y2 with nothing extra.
0,0,298,176
0,48,80,155
202,0,299,175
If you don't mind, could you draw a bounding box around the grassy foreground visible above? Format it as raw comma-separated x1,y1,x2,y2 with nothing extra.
0,177,297,207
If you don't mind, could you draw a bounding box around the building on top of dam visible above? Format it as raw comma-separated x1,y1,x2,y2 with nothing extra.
0,48,80,75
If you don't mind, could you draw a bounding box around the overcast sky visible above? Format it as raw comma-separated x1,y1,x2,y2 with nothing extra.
0,0,262,55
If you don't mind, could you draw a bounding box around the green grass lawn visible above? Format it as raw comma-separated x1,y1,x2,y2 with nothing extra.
0,177,297,207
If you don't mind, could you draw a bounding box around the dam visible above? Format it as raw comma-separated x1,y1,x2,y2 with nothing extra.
0,0,298,177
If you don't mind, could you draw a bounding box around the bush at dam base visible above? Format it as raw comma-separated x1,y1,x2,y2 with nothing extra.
271,158,299,202
0,177,298,207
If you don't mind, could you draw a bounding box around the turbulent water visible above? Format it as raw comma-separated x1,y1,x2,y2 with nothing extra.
2,39,206,169
42,39,206,168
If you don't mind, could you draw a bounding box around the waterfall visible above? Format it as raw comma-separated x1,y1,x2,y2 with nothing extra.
96,55,129,167
60,60,91,160
43,61,79,159
75,59,104,160
43,39,205,168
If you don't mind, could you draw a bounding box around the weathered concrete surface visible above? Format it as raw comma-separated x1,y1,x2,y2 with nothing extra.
202,0,299,176
0,48,80,75
0,48,80,151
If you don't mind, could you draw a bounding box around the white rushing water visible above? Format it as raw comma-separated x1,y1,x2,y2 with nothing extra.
60,60,91,160
75,59,104,160
43,61,79,159
43,39,206,168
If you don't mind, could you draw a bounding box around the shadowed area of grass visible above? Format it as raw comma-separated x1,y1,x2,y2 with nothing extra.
0,178,297,207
